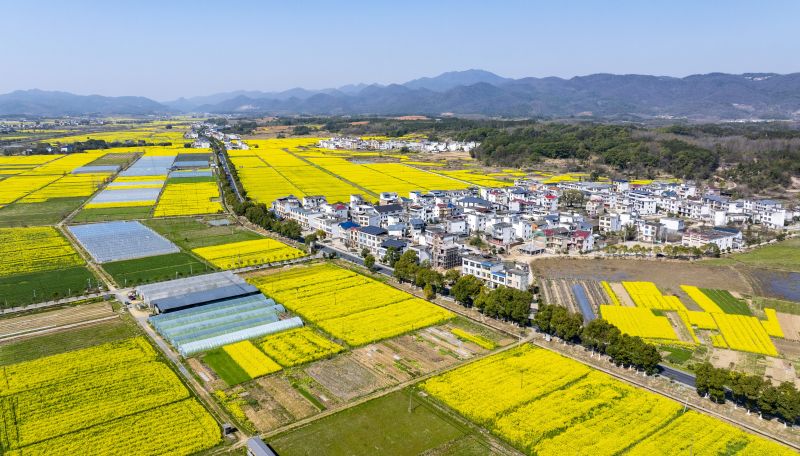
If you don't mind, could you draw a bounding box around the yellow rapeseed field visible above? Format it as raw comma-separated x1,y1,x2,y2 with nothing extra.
259,327,343,367
0,227,83,277
222,340,282,378
761,308,784,337
599,305,679,341
623,281,687,311
153,181,222,216
711,313,779,356
422,345,795,456
249,263,454,345
681,285,724,313
601,281,620,305
450,328,496,349
0,337,219,455
192,238,305,269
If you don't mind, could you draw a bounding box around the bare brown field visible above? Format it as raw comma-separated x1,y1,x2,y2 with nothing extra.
227,321,500,434
0,302,116,343
242,376,319,433
532,257,753,296
777,312,800,341
306,355,389,401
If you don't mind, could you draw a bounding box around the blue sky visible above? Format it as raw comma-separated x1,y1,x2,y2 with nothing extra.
1,1,798,100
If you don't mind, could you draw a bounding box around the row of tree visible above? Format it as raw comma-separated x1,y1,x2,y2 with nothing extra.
695,362,800,425
390,250,533,324
392,250,459,300
449,273,533,325
534,304,663,374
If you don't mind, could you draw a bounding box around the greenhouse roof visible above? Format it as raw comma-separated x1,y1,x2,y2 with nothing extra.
153,284,260,313
68,221,179,263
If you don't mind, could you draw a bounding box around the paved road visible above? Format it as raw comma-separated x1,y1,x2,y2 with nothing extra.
212,140,244,203
658,364,696,388
317,244,395,276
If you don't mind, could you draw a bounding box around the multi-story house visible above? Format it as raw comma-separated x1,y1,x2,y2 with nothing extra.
461,255,531,291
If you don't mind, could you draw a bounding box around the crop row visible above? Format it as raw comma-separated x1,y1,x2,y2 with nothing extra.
259,327,343,367
0,337,219,455
422,345,795,456
192,238,305,269
153,181,222,217
0,227,84,277
250,263,454,345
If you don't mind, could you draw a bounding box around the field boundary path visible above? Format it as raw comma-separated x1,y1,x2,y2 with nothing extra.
129,306,246,446
261,334,533,445
323,248,799,450
0,292,106,315
537,334,800,450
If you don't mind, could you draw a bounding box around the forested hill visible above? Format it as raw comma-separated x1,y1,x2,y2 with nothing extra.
458,122,800,195
198,72,800,120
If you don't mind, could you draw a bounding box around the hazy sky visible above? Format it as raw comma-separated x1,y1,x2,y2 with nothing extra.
2,0,798,100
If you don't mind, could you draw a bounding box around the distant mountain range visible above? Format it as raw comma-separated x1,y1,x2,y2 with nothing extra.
3,70,800,120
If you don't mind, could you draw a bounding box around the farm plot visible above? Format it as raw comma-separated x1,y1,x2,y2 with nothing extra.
223,340,282,378
68,220,179,263
249,263,454,345
269,389,495,456
711,313,779,356
0,301,115,342
700,288,752,315
308,157,465,196
259,327,343,367
0,337,220,456
20,172,112,203
0,227,83,277
145,216,262,250
192,238,305,269
599,305,679,341
436,169,516,187
421,344,795,456
102,252,210,286
85,178,164,209
153,181,222,217
230,149,361,204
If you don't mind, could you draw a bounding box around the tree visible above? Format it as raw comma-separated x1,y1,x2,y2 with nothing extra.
468,235,485,248
424,283,435,300
695,362,729,403
393,250,419,283
561,189,585,208
444,269,461,286
729,372,765,410
280,220,302,239
581,319,621,353
415,267,443,292
364,254,376,270
474,286,532,325
623,224,637,241
451,275,483,307
776,382,800,425
550,306,583,341
360,247,370,258
382,246,402,267
533,303,555,333
759,384,780,418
